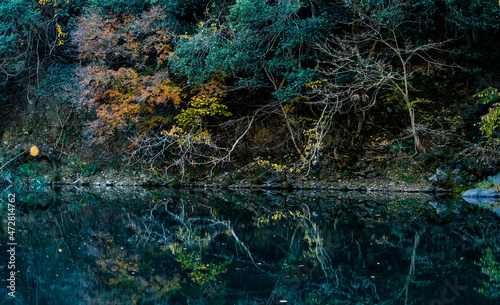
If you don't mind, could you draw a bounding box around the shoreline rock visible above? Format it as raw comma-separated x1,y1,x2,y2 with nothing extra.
461,188,500,198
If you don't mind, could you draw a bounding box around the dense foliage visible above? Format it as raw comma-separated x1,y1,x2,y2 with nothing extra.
1,0,500,174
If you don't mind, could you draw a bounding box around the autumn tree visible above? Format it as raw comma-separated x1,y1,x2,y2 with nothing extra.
74,7,183,146
73,5,239,174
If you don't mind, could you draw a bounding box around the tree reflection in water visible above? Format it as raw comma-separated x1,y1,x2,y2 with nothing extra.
1,188,499,304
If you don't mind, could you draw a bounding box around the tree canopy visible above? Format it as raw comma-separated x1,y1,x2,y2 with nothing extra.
2,0,500,174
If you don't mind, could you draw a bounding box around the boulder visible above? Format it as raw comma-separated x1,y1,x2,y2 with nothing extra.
462,197,500,204
462,189,500,198
493,175,500,186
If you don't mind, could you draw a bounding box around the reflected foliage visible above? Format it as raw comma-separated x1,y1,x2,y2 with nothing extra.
0,187,499,304
476,247,500,299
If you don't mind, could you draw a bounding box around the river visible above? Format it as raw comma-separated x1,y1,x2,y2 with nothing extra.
0,186,499,304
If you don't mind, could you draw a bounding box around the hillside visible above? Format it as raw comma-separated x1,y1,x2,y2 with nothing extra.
1,0,500,189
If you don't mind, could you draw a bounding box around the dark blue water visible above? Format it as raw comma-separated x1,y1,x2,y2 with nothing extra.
1,187,499,304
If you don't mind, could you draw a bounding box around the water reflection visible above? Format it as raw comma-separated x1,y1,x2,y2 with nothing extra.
0,187,499,304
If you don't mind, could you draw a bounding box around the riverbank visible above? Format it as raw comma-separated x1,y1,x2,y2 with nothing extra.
0,154,484,193
3,144,500,199
47,172,442,193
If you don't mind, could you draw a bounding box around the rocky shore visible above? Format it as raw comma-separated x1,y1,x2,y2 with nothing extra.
2,151,500,201
49,172,444,193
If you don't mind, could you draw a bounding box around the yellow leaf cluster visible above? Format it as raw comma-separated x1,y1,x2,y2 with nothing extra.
39,0,69,6
254,156,288,173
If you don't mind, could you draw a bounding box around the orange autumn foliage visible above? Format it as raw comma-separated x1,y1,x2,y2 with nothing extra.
73,7,172,68
78,67,182,143
74,7,182,144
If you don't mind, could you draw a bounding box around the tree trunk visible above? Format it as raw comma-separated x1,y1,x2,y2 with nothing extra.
408,107,426,153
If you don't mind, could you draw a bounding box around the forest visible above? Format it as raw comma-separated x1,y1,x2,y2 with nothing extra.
2,2,500,303
1,0,500,185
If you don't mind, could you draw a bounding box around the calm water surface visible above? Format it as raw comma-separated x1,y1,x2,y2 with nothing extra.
0,187,499,304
